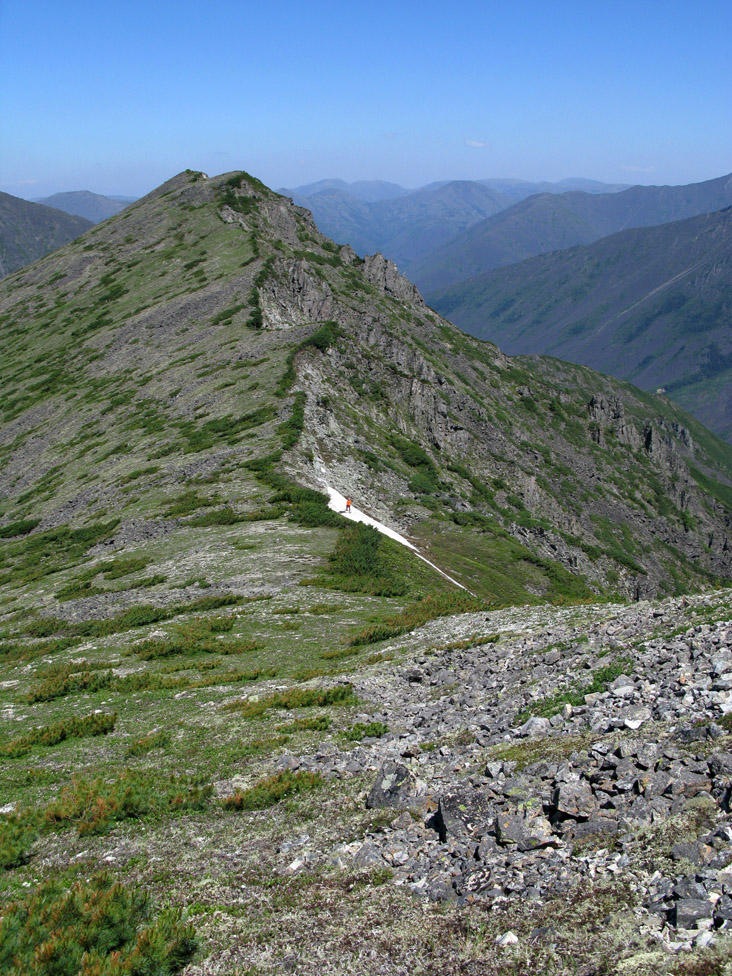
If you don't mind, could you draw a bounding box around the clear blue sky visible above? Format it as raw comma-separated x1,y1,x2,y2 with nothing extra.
1,0,730,198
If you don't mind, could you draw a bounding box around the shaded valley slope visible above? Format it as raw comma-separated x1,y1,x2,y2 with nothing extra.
432,206,732,442
416,171,732,293
0,191,92,278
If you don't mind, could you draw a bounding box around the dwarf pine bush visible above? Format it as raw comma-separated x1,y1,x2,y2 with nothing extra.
348,592,484,646
44,770,212,836
2,711,116,758
0,814,38,870
0,874,197,975
222,770,323,811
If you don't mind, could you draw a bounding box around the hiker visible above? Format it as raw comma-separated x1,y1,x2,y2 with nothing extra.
345,498,351,513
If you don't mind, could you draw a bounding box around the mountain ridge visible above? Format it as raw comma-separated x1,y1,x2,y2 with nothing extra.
3,168,732,973
32,190,134,223
430,205,732,442
414,172,732,292
0,191,92,278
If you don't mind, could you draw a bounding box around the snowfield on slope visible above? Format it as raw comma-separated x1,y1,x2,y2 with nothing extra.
320,478,467,591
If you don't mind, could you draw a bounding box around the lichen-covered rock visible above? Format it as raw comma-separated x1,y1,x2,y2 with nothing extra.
366,761,415,810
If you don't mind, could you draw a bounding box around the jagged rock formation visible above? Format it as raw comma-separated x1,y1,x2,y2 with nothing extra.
431,205,732,443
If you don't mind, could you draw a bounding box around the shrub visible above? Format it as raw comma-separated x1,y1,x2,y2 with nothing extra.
0,518,40,538
44,770,212,836
312,523,409,596
277,715,332,733
0,874,197,975
224,683,355,718
0,814,38,870
2,712,116,758
348,592,484,646
516,656,634,722
222,770,323,811
342,721,388,741
27,667,113,703
126,729,171,757
279,391,306,450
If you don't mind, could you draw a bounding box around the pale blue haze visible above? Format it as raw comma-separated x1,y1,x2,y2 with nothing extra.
1,0,730,197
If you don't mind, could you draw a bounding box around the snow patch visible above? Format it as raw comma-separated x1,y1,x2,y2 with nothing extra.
316,460,467,591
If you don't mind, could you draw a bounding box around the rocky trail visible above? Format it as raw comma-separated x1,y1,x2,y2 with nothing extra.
258,587,732,959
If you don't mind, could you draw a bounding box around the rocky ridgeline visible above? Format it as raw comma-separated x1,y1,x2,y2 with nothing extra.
266,590,732,954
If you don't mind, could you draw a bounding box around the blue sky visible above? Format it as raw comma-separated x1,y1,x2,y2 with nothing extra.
1,0,730,198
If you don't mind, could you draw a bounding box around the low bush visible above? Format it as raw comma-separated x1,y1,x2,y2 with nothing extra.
276,715,332,733
126,729,171,757
0,517,40,538
516,656,635,722
311,523,409,596
222,770,323,811
224,683,355,718
2,711,116,757
27,665,113,703
0,814,38,870
342,721,388,741
348,592,484,646
44,770,212,836
0,874,197,975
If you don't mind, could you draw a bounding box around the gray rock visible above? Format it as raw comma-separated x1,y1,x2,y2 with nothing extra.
366,762,414,810
517,716,552,737
494,811,557,851
670,898,714,929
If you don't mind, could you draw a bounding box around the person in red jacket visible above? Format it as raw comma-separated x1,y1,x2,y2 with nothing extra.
345,498,352,513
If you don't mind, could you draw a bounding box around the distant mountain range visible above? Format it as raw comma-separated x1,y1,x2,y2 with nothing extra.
432,206,732,441
279,176,630,275
415,173,732,293
32,191,135,223
0,192,92,278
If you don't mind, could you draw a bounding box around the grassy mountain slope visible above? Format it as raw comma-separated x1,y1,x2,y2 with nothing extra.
415,171,732,292
1,169,732,613
431,206,732,441
33,190,132,223
0,191,92,278
3,169,732,973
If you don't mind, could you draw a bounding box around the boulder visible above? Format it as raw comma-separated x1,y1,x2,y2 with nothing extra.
366,762,414,810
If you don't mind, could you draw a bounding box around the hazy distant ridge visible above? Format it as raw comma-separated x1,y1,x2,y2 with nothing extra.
414,172,732,292
0,192,92,278
33,190,134,224
433,205,732,440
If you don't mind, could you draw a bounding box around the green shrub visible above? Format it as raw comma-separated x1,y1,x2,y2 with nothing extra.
222,770,323,811
27,667,113,703
224,683,355,718
0,518,40,538
342,721,388,741
277,715,332,733
45,770,212,835
2,712,116,757
517,656,634,722
349,592,484,646
126,729,171,757
0,814,38,870
0,874,197,975
279,391,306,450
311,523,409,596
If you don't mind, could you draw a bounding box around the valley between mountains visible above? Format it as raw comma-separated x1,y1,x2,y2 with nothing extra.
2,170,732,974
